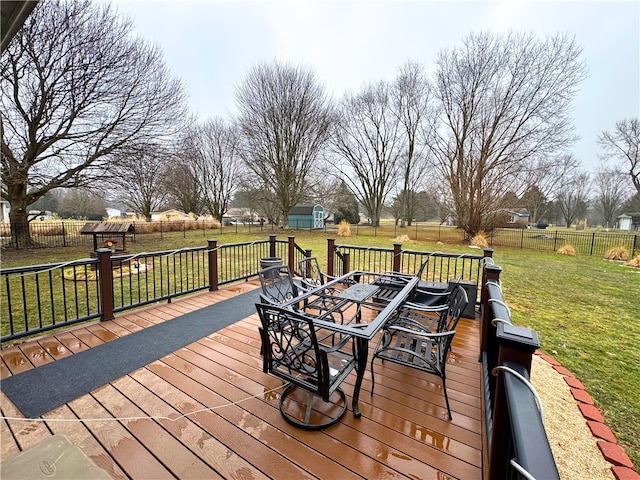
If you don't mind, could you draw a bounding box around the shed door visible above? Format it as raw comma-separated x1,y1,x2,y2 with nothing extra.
313,210,323,229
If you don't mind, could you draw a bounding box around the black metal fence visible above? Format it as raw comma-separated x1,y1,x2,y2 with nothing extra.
3,220,639,257
0,220,275,249
489,228,639,256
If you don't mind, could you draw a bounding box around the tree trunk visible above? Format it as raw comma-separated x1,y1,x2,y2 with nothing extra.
8,196,33,249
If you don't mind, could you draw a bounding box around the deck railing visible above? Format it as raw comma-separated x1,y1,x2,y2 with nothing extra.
328,239,489,306
481,257,559,480
1,235,298,342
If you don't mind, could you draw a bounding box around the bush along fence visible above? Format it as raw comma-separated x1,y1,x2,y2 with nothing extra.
0,236,558,479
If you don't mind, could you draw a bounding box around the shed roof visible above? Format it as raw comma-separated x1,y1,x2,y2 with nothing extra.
80,222,134,234
289,205,322,215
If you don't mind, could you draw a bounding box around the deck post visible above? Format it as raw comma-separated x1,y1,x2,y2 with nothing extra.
269,234,277,258
327,238,335,276
481,264,502,355
288,236,296,269
97,248,115,321
392,243,402,272
208,239,218,291
488,326,540,480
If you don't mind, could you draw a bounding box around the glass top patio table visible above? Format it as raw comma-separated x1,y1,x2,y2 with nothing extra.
280,270,419,418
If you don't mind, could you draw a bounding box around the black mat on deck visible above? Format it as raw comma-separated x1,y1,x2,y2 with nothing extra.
1,289,260,419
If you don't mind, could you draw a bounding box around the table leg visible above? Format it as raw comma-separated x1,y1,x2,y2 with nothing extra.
352,337,369,418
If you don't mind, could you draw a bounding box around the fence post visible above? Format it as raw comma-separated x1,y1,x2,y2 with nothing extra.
62,222,67,247
392,242,402,272
633,234,638,256
288,236,296,269
553,230,558,251
269,234,277,258
520,229,524,249
97,248,114,321
591,232,595,255
327,238,335,277
343,252,350,274
208,239,218,291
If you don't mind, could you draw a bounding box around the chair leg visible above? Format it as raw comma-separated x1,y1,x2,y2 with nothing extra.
369,356,377,395
442,376,452,420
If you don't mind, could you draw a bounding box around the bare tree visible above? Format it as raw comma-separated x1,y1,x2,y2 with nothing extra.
555,170,590,227
428,31,588,239
598,119,640,193
332,81,403,226
1,0,188,247
234,186,281,225
392,61,432,226
163,160,204,216
57,188,108,220
593,166,629,227
111,144,171,220
235,61,334,224
188,118,244,222
522,154,582,223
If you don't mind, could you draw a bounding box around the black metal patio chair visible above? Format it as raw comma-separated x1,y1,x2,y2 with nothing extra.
257,264,306,307
297,257,339,291
296,257,353,323
370,285,468,420
255,303,358,430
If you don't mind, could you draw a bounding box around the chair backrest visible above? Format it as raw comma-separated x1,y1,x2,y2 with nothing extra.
439,285,469,332
258,264,300,305
255,303,331,399
297,257,326,288
415,252,444,281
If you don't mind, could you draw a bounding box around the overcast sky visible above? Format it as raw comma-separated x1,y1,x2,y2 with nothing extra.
110,0,639,172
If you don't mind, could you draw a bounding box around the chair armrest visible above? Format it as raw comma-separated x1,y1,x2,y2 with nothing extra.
317,331,355,352
386,325,456,340
402,301,448,313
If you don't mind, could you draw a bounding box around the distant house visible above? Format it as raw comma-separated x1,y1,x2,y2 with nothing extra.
150,209,189,221
288,204,324,229
506,208,530,224
222,207,255,225
1,200,10,223
105,208,122,219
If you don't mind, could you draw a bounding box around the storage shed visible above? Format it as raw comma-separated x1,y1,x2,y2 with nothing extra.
80,222,135,252
287,205,324,229
618,213,640,231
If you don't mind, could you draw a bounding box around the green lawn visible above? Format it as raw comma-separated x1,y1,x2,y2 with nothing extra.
2,228,639,466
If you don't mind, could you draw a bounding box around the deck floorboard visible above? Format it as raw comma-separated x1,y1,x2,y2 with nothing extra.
1,281,484,479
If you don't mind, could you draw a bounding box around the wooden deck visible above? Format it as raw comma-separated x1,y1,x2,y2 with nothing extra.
1,281,484,479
